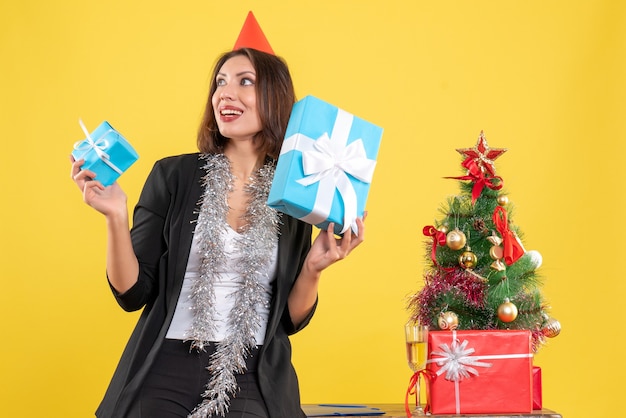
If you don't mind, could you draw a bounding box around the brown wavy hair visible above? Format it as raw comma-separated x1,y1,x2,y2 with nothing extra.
197,48,296,159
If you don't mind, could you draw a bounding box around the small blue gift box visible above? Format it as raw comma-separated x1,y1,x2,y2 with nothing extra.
72,120,139,187
267,95,383,235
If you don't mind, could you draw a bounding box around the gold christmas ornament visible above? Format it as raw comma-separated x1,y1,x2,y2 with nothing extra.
446,229,467,250
486,232,503,247
459,250,478,269
438,225,449,234
490,259,506,271
497,298,518,323
487,231,505,271
542,317,561,338
489,245,504,260
438,311,459,330
497,195,509,206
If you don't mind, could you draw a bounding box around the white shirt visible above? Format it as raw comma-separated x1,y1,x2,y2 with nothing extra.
166,225,278,344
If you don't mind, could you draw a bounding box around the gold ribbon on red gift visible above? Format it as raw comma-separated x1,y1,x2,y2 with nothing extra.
492,206,525,265
404,369,435,418
446,158,503,203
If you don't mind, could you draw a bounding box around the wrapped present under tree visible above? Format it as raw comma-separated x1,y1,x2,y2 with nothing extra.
427,330,534,414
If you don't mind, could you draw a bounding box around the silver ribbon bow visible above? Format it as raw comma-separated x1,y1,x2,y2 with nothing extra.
430,338,493,381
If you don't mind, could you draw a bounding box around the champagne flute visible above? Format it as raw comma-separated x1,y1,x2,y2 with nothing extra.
405,322,428,416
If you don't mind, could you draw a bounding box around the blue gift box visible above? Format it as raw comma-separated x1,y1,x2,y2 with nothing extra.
267,95,383,235
72,120,139,187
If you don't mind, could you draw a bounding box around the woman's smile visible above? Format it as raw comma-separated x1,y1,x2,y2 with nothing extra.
212,55,261,140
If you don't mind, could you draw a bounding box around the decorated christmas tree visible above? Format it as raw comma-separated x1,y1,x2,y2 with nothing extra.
408,132,560,352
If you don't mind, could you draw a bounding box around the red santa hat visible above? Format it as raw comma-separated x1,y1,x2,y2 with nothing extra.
232,11,274,55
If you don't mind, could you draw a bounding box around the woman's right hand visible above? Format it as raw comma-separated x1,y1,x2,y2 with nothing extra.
70,156,128,218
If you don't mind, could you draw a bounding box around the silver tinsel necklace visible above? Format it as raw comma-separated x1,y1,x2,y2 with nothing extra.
187,153,279,418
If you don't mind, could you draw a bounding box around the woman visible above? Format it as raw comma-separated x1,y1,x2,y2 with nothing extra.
70,47,365,418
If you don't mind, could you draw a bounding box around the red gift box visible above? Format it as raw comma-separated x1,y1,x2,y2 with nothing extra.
426,330,533,415
533,366,543,409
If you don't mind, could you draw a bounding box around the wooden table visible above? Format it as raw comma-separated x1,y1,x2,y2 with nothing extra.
302,404,562,417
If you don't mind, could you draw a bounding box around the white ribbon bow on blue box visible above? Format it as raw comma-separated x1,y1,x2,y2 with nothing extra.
267,96,383,235
72,119,139,187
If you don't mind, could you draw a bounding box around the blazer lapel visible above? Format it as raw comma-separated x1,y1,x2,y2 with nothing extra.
166,155,205,310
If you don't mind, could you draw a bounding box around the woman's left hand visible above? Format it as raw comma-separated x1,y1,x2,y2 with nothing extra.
304,213,366,274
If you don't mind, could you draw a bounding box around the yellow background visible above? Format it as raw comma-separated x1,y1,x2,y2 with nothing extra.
1,1,624,417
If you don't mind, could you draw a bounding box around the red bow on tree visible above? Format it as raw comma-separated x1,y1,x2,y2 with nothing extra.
492,206,525,265
446,158,503,204
423,226,446,266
